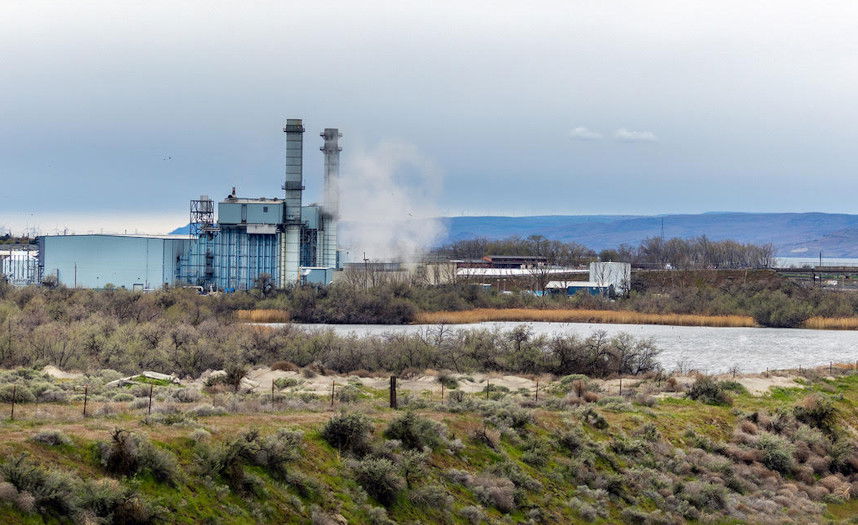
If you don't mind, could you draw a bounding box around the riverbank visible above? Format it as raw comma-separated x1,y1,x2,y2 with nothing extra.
414,308,756,327
413,308,858,330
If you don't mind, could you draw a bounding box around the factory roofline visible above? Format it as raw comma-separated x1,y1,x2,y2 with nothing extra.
39,233,196,240
222,197,285,204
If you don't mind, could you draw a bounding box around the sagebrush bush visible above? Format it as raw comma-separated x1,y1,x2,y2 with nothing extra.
686,376,732,406
0,454,77,516
471,474,516,513
383,412,445,451
794,395,837,433
350,458,404,507
409,484,452,509
30,430,71,447
322,412,373,455
0,384,35,403
97,429,179,484
755,433,794,474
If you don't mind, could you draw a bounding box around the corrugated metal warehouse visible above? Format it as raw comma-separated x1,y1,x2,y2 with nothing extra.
39,234,193,290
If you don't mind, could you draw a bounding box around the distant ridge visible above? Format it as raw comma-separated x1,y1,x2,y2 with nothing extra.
172,212,858,257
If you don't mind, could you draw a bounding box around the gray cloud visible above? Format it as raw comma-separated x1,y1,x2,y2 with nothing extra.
569,126,603,141
614,128,658,143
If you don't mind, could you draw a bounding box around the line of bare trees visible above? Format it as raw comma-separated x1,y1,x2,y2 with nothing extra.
436,235,774,270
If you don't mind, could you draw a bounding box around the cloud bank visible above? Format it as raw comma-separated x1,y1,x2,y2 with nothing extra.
569,126,603,141
614,128,658,142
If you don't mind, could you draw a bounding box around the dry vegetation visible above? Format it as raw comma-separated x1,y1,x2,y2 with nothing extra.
2,364,858,523
416,308,757,327
235,309,290,323
804,317,858,330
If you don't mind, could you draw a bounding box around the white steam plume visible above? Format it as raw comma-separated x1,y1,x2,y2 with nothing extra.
339,141,445,262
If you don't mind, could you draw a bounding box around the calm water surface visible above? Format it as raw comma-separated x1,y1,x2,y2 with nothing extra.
285,322,858,374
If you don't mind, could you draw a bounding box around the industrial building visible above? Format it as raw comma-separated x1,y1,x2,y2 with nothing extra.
36,119,342,290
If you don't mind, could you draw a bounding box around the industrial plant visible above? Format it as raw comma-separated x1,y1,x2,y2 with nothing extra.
30,119,343,290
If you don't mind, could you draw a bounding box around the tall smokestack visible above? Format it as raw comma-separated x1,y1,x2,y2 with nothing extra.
319,128,341,268
280,118,305,285
283,119,305,221
321,128,341,218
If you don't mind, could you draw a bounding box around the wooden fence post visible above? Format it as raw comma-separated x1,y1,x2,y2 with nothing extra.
440,382,444,402
486,382,490,400
331,380,336,408
10,384,15,421
147,384,153,415
534,379,539,402
389,376,398,409
83,385,88,418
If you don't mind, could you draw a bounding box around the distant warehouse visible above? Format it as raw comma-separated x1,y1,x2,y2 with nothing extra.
39,234,194,290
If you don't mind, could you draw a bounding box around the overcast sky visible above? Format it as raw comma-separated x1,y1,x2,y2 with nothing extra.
2,1,858,234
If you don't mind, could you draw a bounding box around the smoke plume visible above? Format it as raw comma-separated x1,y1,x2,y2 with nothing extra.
339,141,445,262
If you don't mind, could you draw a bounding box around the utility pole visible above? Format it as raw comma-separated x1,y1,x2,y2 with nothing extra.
363,252,369,289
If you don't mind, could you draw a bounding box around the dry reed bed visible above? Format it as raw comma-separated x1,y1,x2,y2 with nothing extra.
236,309,290,323
803,317,858,330
239,308,858,330
415,308,757,327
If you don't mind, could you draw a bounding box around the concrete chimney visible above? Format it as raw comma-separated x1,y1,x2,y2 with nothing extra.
319,128,342,268
280,118,305,285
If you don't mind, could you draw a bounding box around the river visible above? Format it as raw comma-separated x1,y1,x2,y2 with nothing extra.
281,322,858,375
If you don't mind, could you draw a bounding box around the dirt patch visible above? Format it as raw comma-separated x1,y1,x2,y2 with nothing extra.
42,365,83,380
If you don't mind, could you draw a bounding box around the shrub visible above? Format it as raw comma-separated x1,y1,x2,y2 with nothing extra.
112,392,135,402
171,388,202,403
794,395,837,433
750,290,813,328
437,372,459,390
686,376,732,406
0,455,77,516
351,458,404,507
471,474,516,513
459,505,486,525
223,363,247,392
77,479,162,524
0,384,35,403
185,404,228,417
383,412,444,451
254,428,304,478
755,433,794,474
336,384,363,403
274,377,301,389
487,404,532,429
581,407,609,429
271,360,299,372
97,429,179,484
321,412,373,455
447,390,466,403
558,427,585,453
409,484,452,509
30,430,71,447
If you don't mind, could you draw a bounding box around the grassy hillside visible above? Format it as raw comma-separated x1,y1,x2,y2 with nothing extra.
2,367,858,523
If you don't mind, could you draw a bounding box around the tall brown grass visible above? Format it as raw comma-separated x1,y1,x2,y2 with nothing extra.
415,308,757,328
803,317,858,330
236,309,290,323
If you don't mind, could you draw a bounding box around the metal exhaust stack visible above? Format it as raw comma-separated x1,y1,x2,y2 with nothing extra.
280,118,305,285
320,128,341,268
